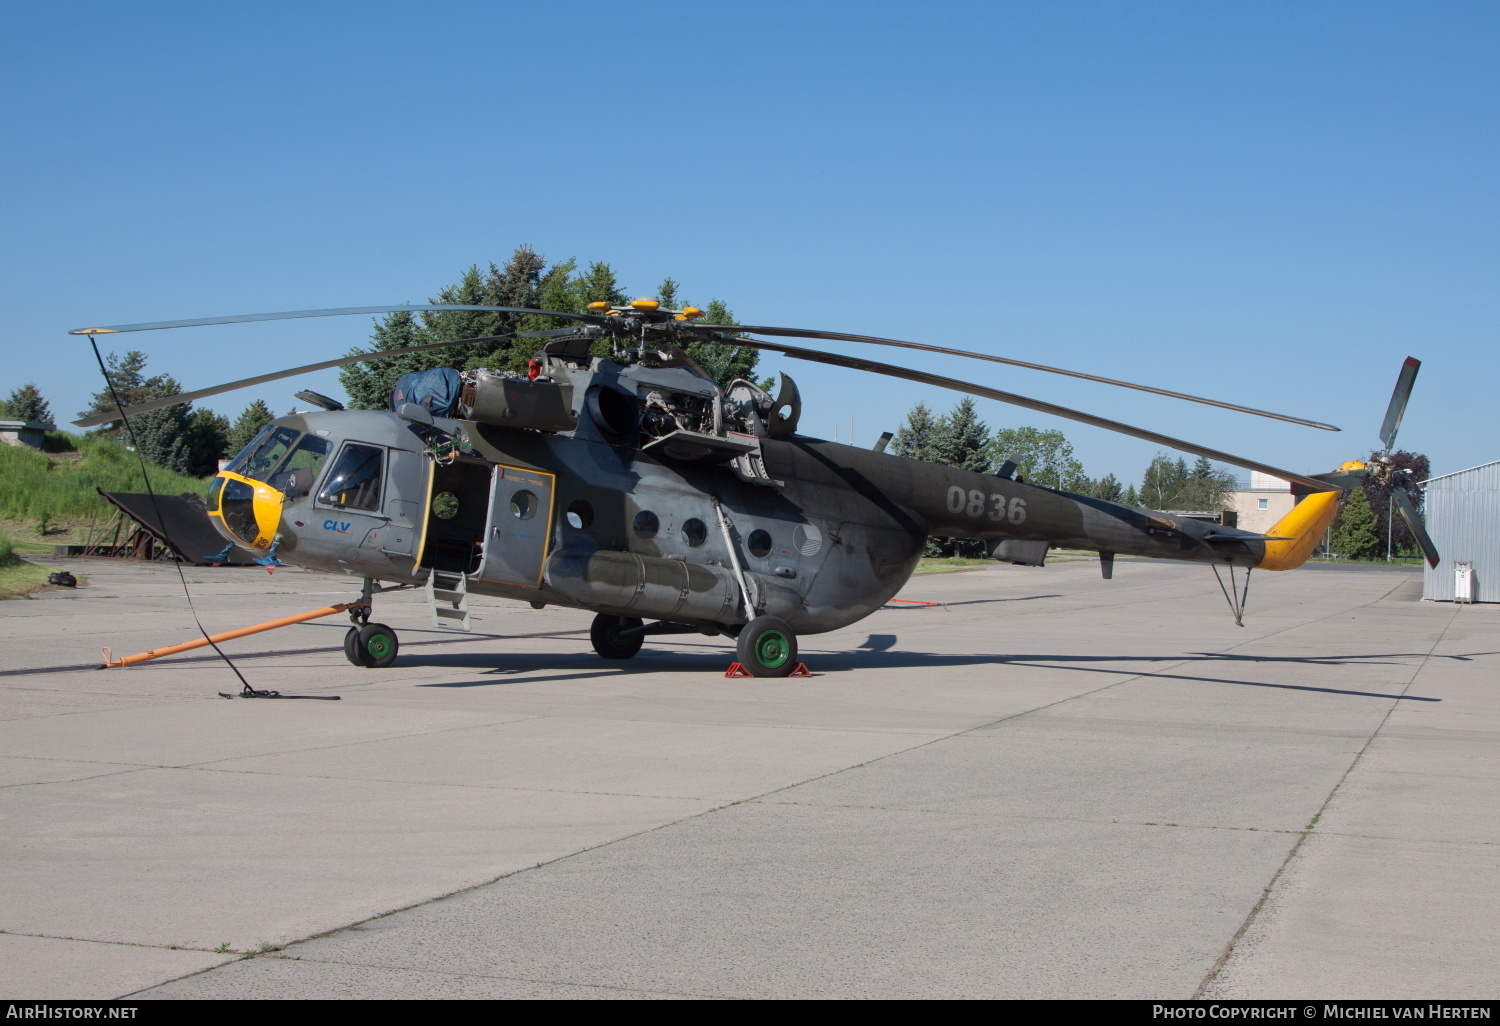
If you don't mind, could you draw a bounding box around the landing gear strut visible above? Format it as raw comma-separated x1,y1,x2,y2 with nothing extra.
342,578,401,668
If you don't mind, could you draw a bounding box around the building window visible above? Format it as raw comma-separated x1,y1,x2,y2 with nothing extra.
1257,498,1268,510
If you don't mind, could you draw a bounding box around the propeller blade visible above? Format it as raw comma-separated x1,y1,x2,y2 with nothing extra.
71,328,575,428
691,323,1340,432
708,332,1337,493
70,304,603,335
1378,356,1421,451
1390,484,1440,569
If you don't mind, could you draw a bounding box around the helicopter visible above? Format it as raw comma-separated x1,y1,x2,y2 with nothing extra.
70,301,1439,677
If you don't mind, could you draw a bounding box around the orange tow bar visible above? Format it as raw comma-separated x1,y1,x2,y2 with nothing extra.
100,602,369,668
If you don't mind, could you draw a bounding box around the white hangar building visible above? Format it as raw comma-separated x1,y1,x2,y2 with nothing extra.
1421,460,1500,603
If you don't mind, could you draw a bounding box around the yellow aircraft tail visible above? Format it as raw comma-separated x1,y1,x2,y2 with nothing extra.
1256,461,1365,571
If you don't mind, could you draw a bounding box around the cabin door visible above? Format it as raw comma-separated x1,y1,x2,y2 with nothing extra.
478,464,556,588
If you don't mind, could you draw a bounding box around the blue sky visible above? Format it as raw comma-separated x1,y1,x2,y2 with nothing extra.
3,0,1494,482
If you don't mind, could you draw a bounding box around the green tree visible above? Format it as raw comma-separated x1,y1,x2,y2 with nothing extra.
656,277,680,310
1123,483,1141,506
681,298,760,388
226,399,275,454
1331,487,1381,559
3,383,53,424
78,351,199,474
989,426,1083,490
931,398,992,473
185,409,231,477
1089,473,1124,502
336,250,752,403
1361,449,1431,557
127,375,195,476
1138,451,1234,510
339,310,433,410
79,350,150,434
891,401,940,462
926,399,993,555
520,257,582,332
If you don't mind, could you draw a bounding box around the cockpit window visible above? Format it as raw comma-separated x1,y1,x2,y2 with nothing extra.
269,435,333,498
223,425,274,476
317,443,384,511
227,426,300,483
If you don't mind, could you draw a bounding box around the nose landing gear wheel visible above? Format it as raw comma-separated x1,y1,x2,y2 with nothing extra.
735,615,798,678
590,614,644,659
346,623,399,667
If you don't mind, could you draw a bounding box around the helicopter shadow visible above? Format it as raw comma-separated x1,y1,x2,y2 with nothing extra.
803,645,1447,702
401,634,1465,702
881,594,1063,610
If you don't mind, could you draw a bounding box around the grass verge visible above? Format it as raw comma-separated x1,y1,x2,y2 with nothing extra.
913,557,992,575
0,530,64,598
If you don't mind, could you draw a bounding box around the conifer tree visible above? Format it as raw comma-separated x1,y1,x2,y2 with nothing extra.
227,399,275,454
656,277,680,310
1091,473,1123,502
78,351,198,473
1331,488,1381,559
126,373,194,475
79,351,150,433
891,402,939,462
522,258,582,332
931,398,992,473
926,399,993,555
339,310,434,410
681,298,760,387
186,409,231,476
3,383,53,424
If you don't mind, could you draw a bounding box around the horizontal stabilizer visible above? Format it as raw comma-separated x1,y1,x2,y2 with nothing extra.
1204,533,1292,543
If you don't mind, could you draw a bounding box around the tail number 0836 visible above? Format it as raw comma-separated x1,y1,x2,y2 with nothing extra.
947,486,1026,524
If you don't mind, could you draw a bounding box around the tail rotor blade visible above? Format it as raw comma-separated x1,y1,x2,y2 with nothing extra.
1390,484,1440,569
1378,357,1421,451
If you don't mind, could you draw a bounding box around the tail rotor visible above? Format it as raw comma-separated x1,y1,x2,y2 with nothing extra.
1328,357,1439,568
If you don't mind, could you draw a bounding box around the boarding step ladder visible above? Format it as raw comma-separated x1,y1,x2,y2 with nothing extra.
426,569,472,632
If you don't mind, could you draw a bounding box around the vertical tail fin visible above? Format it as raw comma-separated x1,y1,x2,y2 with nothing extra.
1257,490,1342,571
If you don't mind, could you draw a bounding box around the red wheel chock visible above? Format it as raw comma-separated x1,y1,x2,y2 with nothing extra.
724,662,812,678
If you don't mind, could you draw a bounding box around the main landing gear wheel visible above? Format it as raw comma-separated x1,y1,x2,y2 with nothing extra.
736,615,798,678
591,614,644,659
346,623,399,668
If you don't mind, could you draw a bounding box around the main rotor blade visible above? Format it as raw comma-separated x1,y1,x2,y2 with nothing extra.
70,304,604,335
1390,484,1440,569
1378,356,1421,451
692,323,1340,432
71,329,575,427
714,332,1337,493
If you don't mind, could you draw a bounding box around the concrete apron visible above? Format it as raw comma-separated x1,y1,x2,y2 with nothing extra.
0,558,1492,999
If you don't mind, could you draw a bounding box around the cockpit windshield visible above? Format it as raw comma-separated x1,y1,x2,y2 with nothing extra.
268,435,333,498
225,425,300,483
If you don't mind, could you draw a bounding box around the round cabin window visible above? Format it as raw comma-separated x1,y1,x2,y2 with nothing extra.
682,518,707,547
431,491,460,520
748,529,772,558
510,490,537,520
633,510,659,539
566,499,594,529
